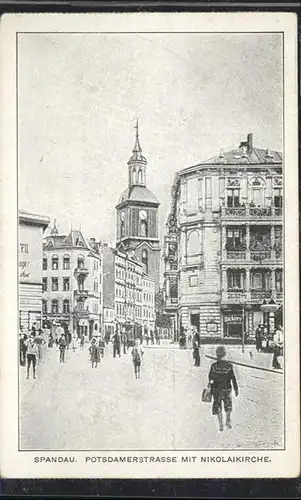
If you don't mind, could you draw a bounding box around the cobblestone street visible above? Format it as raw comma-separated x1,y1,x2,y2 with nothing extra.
19,342,284,451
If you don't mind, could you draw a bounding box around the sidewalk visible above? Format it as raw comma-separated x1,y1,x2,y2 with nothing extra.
204,345,283,373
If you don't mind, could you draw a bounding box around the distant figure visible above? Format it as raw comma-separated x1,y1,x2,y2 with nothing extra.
19,331,28,366
179,327,187,349
48,332,54,348
58,334,67,363
99,335,105,357
80,333,85,350
208,346,239,432
121,331,127,354
31,323,37,337
25,333,38,379
131,339,144,379
34,329,44,362
272,328,284,369
90,338,100,368
192,329,201,367
255,325,264,352
112,329,121,358
249,351,253,359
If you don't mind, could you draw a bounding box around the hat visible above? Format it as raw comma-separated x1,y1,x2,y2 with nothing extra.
216,345,226,358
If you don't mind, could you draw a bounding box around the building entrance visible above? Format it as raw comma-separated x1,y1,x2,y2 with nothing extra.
190,313,200,330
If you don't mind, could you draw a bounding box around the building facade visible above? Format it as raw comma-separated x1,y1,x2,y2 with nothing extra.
103,245,155,341
19,210,50,331
164,134,283,340
42,222,103,338
115,122,161,291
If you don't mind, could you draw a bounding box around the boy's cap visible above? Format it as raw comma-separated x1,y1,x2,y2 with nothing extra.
216,345,226,358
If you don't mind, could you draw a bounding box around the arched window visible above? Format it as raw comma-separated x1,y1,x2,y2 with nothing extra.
142,249,148,273
42,300,47,314
52,255,59,270
140,220,148,237
77,256,84,269
63,299,70,313
251,177,265,207
186,230,202,265
132,168,136,184
138,169,143,184
63,255,70,270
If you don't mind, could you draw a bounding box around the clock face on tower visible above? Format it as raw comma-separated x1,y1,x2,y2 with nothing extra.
139,210,147,220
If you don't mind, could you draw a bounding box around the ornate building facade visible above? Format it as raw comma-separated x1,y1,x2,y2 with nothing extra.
115,122,161,291
163,134,283,340
42,222,103,338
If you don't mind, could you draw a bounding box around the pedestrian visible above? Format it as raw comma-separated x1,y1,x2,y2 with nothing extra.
150,331,155,345
90,338,100,368
131,338,144,379
58,334,67,363
48,332,54,348
80,333,85,350
112,328,121,358
34,329,44,362
19,330,27,366
192,328,201,367
25,333,38,379
99,335,105,358
121,331,127,354
255,325,263,352
272,328,283,369
208,345,239,432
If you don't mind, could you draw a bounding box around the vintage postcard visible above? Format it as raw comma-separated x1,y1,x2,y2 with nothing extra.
0,13,299,479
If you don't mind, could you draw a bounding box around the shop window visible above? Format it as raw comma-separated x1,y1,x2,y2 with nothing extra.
63,256,70,270
51,300,59,314
52,256,59,270
51,278,58,291
63,300,70,313
43,258,47,270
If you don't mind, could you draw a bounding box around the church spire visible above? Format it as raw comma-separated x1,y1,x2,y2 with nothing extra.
133,118,142,153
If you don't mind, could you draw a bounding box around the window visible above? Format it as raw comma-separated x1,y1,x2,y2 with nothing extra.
227,189,240,207
227,270,244,290
187,230,201,256
52,278,58,291
42,277,47,291
77,257,84,269
251,270,271,290
138,169,143,184
132,168,136,184
274,188,283,208
226,228,245,249
275,270,283,292
42,300,47,314
43,258,47,270
63,300,70,313
187,177,199,212
51,300,59,314
63,278,70,291
142,249,148,274
189,275,197,287
140,220,148,237
63,256,70,270
120,221,125,238
52,256,59,270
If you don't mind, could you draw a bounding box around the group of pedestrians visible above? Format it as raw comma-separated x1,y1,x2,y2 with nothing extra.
19,324,46,379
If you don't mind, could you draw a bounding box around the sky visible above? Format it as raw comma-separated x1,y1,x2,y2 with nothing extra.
18,32,283,244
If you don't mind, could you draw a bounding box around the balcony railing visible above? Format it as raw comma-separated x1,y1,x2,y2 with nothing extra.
221,206,283,218
224,207,246,217
227,250,246,260
250,250,271,261
222,290,246,302
249,207,272,217
73,307,89,317
74,267,89,277
250,290,271,301
74,289,89,298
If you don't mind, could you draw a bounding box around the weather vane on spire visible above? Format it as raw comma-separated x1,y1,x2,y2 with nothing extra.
133,117,142,153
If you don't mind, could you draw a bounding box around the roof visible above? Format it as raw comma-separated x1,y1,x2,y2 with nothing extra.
202,146,282,165
19,209,50,229
117,185,159,205
43,229,89,250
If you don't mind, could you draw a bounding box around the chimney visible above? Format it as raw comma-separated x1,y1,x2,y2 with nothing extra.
247,133,253,152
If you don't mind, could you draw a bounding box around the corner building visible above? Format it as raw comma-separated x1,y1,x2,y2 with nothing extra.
115,122,161,292
164,134,283,340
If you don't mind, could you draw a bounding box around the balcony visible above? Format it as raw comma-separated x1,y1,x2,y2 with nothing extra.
73,307,89,318
74,289,89,299
249,207,272,217
224,207,246,217
221,205,283,220
250,290,272,302
222,290,247,303
74,267,89,278
250,250,271,261
227,250,246,260
165,297,178,309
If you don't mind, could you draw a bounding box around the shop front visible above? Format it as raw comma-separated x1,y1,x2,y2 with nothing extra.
223,308,244,338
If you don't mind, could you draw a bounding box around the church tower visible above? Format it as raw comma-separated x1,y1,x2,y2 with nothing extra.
116,121,161,290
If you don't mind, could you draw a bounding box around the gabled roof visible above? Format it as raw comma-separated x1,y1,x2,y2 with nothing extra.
43,230,89,250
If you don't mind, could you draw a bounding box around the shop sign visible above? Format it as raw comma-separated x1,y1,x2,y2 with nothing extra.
207,321,218,333
224,315,242,324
